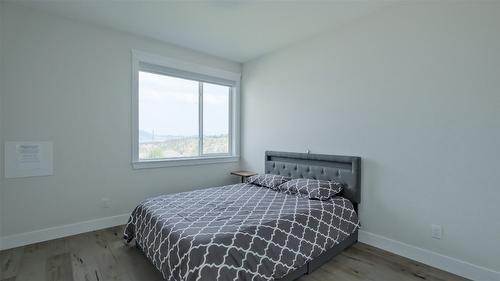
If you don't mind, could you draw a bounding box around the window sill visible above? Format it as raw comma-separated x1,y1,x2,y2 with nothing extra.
132,155,240,169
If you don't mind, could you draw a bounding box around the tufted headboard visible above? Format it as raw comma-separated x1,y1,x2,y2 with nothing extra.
265,151,361,207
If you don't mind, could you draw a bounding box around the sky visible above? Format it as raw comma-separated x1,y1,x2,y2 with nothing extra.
138,71,229,137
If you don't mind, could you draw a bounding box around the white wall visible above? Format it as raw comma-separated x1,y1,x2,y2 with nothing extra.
0,4,241,240
0,1,5,249
241,1,500,278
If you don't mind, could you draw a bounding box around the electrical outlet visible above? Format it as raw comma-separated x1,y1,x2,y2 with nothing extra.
101,198,110,208
431,224,442,239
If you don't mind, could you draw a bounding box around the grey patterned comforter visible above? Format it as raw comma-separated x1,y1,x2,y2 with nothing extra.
124,183,359,281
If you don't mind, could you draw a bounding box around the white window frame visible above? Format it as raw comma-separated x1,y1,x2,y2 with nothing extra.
131,50,240,169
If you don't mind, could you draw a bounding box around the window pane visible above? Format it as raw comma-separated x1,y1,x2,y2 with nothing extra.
138,71,199,159
203,82,230,154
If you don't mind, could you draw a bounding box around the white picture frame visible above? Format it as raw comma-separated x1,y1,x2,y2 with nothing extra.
4,141,54,178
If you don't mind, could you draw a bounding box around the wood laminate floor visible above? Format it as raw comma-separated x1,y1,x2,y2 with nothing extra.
0,225,469,281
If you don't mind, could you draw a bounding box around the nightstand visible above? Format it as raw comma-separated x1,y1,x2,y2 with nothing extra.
231,170,257,183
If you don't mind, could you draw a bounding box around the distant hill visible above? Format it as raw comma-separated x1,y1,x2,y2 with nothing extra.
139,130,190,143
139,134,228,159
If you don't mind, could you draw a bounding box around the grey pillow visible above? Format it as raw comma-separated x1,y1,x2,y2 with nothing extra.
277,178,344,200
246,174,291,189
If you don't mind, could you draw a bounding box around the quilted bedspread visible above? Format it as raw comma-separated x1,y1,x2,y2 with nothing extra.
124,183,359,281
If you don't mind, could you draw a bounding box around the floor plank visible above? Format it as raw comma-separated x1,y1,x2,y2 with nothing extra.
46,253,74,281
15,238,68,281
99,226,164,281
67,230,133,281
0,226,469,281
0,247,24,280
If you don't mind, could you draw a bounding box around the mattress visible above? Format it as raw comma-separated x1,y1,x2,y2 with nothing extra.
124,183,359,281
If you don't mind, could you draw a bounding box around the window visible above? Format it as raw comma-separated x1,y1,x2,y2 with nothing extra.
132,50,240,168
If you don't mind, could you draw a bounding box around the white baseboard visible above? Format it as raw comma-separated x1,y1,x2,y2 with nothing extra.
0,213,130,250
359,230,500,281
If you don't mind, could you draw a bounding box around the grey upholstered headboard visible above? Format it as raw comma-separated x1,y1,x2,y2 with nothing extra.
265,151,361,206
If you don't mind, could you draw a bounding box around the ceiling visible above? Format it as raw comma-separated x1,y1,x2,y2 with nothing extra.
11,1,392,63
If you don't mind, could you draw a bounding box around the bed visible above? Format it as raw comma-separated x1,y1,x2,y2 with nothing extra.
124,151,361,281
